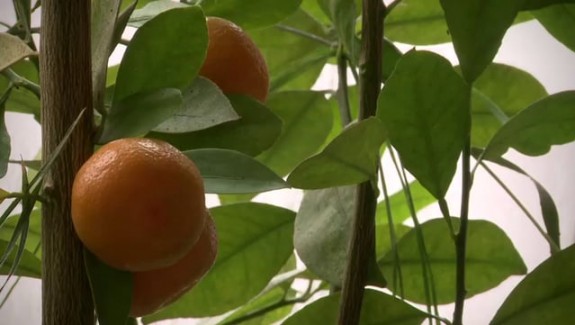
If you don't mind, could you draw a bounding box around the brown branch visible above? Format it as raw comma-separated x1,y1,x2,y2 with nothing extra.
40,0,95,324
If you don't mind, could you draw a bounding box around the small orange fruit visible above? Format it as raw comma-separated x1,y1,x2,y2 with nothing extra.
71,138,206,272
130,213,218,317
200,16,269,103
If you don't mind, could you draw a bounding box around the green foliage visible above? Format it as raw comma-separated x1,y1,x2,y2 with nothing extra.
532,4,575,53
0,89,11,177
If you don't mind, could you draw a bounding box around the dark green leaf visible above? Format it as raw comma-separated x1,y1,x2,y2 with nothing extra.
183,149,288,194
111,1,137,51
128,0,188,28
377,51,470,199
85,250,132,325
99,88,183,144
151,95,283,156
532,4,575,52
375,180,437,226
283,289,427,325
522,0,575,10
380,218,526,304
143,203,295,320
483,91,575,159
153,77,240,133
385,0,450,45
0,60,40,117
288,117,386,189
201,0,303,30
113,6,207,102
440,0,524,82
469,63,547,147
491,243,575,325
0,33,36,72
0,239,41,279
257,91,333,177
382,39,402,81
0,89,10,177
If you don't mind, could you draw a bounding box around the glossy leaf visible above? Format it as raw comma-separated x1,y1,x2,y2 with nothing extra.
440,0,524,82
0,60,40,117
375,180,437,226
113,6,207,102
0,33,36,72
151,95,282,156
153,77,240,133
184,149,288,194
85,250,132,325
288,117,386,189
491,244,575,325
0,239,41,279
483,91,575,159
380,218,527,304
283,289,427,325
377,51,469,199
257,91,333,177
385,0,450,45
532,4,575,52
99,88,182,144
469,63,547,147
143,203,295,320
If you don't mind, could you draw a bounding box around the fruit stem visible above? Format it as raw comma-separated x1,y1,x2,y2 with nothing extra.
337,0,384,324
40,0,95,324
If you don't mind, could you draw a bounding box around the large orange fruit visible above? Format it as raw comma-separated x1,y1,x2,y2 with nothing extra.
71,138,206,271
199,16,269,103
130,213,218,317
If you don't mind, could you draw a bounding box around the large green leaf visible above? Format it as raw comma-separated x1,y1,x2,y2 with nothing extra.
98,88,182,144
113,6,207,103
483,91,575,159
469,63,547,147
385,0,450,45
491,244,575,325
0,60,40,117
380,218,527,304
128,0,188,28
375,180,437,226
248,10,333,93
143,203,295,321
201,0,303,30
153,77,240,133
257,91,333,177
150,95,282,156
377,51,469,199
283,289,427,325
382,40,403,81
532,4,575,52
287,117,386,189
183,149,288,194
0,33,36,72
85,250,132,325
440,0,524,83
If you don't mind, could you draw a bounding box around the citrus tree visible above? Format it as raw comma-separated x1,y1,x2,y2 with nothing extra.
1,0,575,324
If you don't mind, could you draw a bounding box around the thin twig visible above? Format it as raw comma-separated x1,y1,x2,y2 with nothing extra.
275,24,334,47
1,69,41,99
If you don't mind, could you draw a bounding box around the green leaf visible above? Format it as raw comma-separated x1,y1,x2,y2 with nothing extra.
151,95,282,156
382,40,402,81
257,91,333,177
0,60,40,117
283,289,427,325
143,203,295,321
0,33,36,72
153,77,240,133
128,0,188,28
491,243,575,325
440,0,524,83
375,224,411,263
380,218,527,304
483,91,575,159
385,0,450,45
183,149,288,194
0,89,10,177
0,210,41,258
377,51,469,199
469,63,548,147
288,117,386,189
248,10,333,93
201,0,303,30
113,6,207,103
532,4,575,52
375,180,437,226
0,239,41,279
322,0,360,64
301,0,332,25
99,88,183,144
217,287,292,325
522,0,575,10
85,250,133,325
294,186,355,286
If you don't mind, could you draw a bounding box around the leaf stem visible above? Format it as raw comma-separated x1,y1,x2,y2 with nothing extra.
336,44,352,126
275,24,334,47
1,69,41,99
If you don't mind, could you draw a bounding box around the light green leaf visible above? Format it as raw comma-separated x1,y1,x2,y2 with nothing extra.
0,239,41,279
288,117,386,189
183,149,288,194
385,0,450,45
283,289,427,325
491,244,575,325
0,33,36,72
0,60,40,117
0,210,41,257
532,4,575,52
323,0,360,64
377,51,469,199
113,6,207,102
382,40,402,81
483,91,575,159
143,203,295,321
375,180,437,226
128,0,188,28
380,218,526,304
153,77,240,133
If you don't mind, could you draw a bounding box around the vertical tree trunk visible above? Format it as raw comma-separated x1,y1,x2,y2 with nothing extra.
40,1,95,324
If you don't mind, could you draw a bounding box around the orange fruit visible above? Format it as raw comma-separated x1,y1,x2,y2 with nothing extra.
130,213,218,317
71,138,206,272
199,16,269,103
